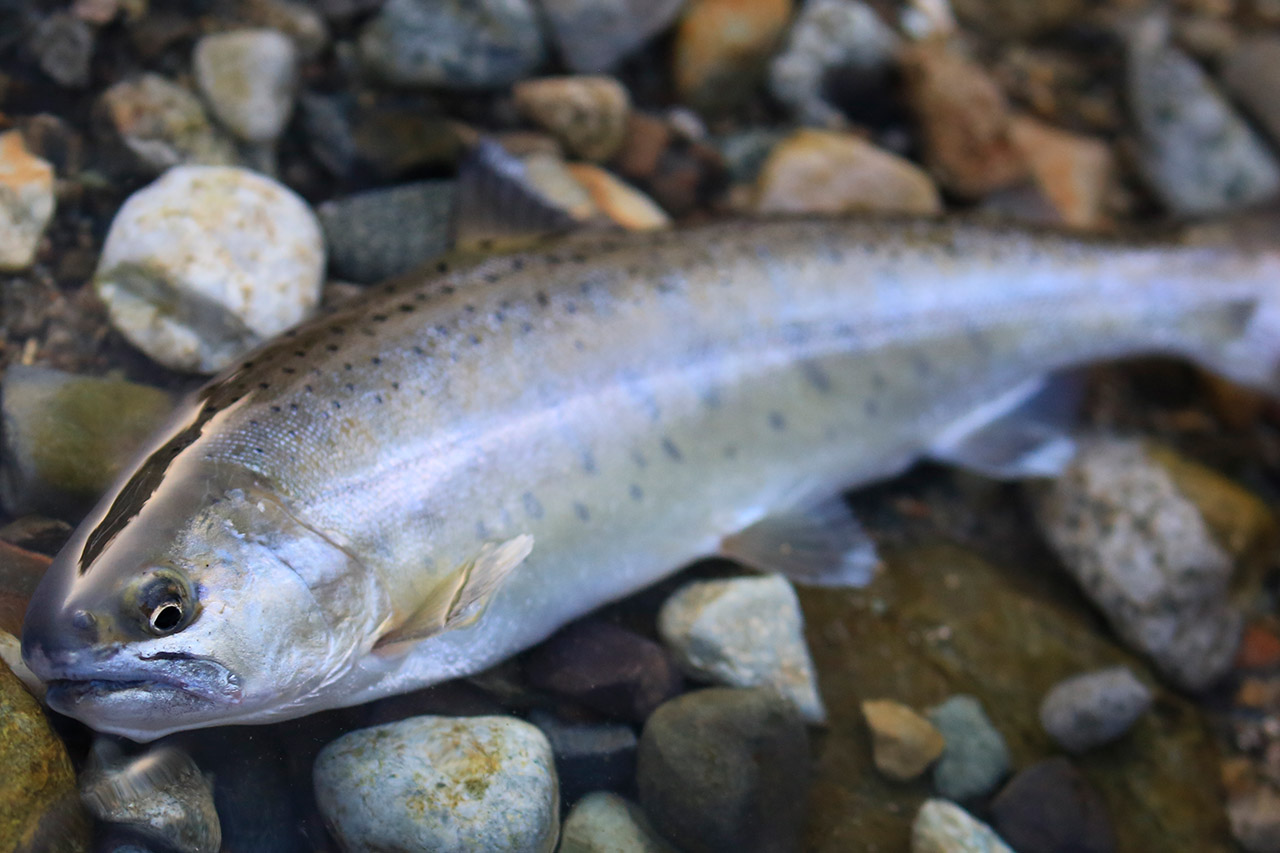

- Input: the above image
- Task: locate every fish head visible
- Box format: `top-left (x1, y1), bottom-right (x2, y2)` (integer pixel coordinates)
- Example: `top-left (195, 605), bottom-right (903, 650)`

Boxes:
top-left (22, 460), bottom-right (386, 740)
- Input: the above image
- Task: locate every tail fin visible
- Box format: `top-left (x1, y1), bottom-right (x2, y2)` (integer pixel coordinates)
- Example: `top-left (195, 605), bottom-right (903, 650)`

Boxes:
top-left (1211, 294), bottom-right (1280, 394)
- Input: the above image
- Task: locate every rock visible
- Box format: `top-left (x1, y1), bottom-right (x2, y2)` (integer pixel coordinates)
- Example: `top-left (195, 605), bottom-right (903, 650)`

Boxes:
top-left (0, 130), bottom-right (55, 272)
top-left (193, 29), bottom-right (298, 144)
top-left (990, 758), bottom-right (1116, 853)
top-left (31, 13), bottom-right (93, 88)
top-left (900, 43), bottom-right (1027, 199)
top-left (358, 0), bottom-right (546, 89)
top-left (717, 129), bottom-right (788, 185)
top-left (80, 742), bottom-right (221, 853)
top-left (862, 699), bottom-right (946, 782)
top-left (948, 0), bottom-right (1083, 39)
top-left (638, 687), bottom-right (809, 853)
top-left (912, 799), bottom-right (1014, 853)
top-left (611, 112), bottom-right (726, 216)
top-left (753, 129), bottom-right (942, 216)
top-left (560, 793), bottom-right (677, 853)
top-left (0, 516), bottom-right (72, 556)
top-left (525, 621), bottom-right (683, 722)
top-left (17, 113), bottom-right (85, 179)
top-left (520, 151), bottom-right (603, 221)
top-left (528, 711), bottom-right (637, 805)
top-left (314, 715), bottom-right (560, 853)
top-left (1039, 666), bottom-right (1153, 753)
top-left (94, 165), bottom-right (325, 373)
top-left (1127, 22), bottom-right (1280, 216)
top-left (900, 0), bottom-right (957, 40)
top-left (238, 0), bottom-right (330, 61)
top-left (1227, 784), bottom-right (1280, 853)
top-left (513, 76), bottom-right (631, 162)
top-left (1032, 437), bottom-right (1243, 691)
top-left (0, 541), bottom-right (48, 637)
top-left (673, 0), bottom-right (793, 113)
top-left (565, 164), bottom-right (671, 230)
top-left (541, 0), bottom-right (686, 73)
top-left (767, 0), bottom-right (901, 127)
top-left (925, 695), bottom-right (1011, 801)
top-left (1237, 623), bottom-right (1280, 671)
top-left (95, 74), bottom-right (238, 175)
top-left (0, 659), bottom-right (90, 853)
top-left (657, 574), bottom-right (826, 723)
top-left (317, 181), bottom-right (455, 284)
top-left (1220, 36), bottom-right (1280, 148)
top-left (1008, 116), bottom-right (1117, 230)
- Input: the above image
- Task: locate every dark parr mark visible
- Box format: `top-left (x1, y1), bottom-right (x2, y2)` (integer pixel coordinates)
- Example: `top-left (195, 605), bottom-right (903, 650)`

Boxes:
top-left (573, 502), bottom-right (591, 522)
top-left (522, 492), bottom-right (544, 520)
top-left (768, 411), bottom-right (786, 431)
top-left (581, 451), bottom-right (598, 475)
top-left (629, 484), bottom-right (644, 501)
top-left (661, 437), bottom-right (682, 462)
top-left (800, 360), bottom-right (833, 394)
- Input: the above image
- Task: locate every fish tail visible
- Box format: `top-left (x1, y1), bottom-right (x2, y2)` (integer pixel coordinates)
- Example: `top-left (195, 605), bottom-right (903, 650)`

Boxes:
top-left (1193, 256), bottom-right (1280, 394)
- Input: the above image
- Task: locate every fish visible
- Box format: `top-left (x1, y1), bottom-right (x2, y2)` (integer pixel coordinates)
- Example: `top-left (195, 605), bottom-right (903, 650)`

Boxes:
top-left (20, 215), bottom-right (1280, 741)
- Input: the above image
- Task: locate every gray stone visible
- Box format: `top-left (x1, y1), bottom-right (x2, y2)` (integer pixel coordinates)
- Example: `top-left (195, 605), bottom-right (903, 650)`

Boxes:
top-left (638, 687), bottom-right (810, 853)
top-left (95, 74), bottom-right (238, 175)
top-left (1039, 666), bottom-right (1153, 753)
top-left (1219, 35), bottom-right (1280, 149)
top-left (317, 181), bottom-right (455, 283)
top-left (560, 793), bottom-right (677, 853)
top-left (314, 715), bottom-right (559, 853)
top-left (0, 130), bottom-right (55, 272)
top-left (528, 711), bottom-right (637, 804)
top-left (193, 29), bottom-right (298, 143)
top-left (32, 13), bottom-right (93, 88)
top-left (657, 574), bottom-right (825, 723)
top-left (540, 0), bottom-right (687, 73)
top-left (912, 799), bottom-right (1014, 853)
top-left (358, 0), bottom-right (545, 89)
top-left (926, 695), bottom-right (1011, 801)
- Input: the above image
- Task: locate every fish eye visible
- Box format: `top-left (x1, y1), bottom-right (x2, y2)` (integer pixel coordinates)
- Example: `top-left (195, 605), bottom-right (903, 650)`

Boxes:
top-left (133, 569), bottom-right (196, 637)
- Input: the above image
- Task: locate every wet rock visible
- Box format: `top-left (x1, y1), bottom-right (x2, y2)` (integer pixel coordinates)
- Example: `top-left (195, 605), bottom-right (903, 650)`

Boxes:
top-left (358, 0), bottom-right (546, 89)
top-left (520, 151), bottom-right (603, 222)
top-left (0, 540), bottom-right (48, 636)
top-left (673, 0), bottom-right (793, 113)
top-left (862, 699), bottom-right (946, 782)
top-left (317, 181), bottom-right (455, 284)
top-left (1127, 21), bottom-right (1280, 216)
top-left (95, 165), bottom-right (324, 373)
top-left (949, 0), bottom-right (1084, 39)
top-left (1032, 437), bottom-right (1243, 691)
top-left (925, 695), bottom-right (1011, 801)
top-left (767, 0), bottom-right (901, 127)
top-left (541, 0), bottom-right (686, 73)
top-left (1227, 784), bottom-right (1280, 853)
top-left (31, 13), bottom-right (93, 88)
top-left (513, 76), bottom-right (631, 162)
top-left (1009, 116), bottom-right (1117, 230)
top-left (638, 687), bottom-right (810, 853)
top-left (0, 366), bottom-right (173, 517)
top-left (528, 711), bottom-right (637, 805)
top-left (1039, 666), bottom-right (1153, 753)
top-left (990, 758), bottom-right (1116, 853)
top-left (1219, 35), bottom-right (1280, 148)
top-left (525, 621), bottom-right (683, 722)
top-left (912, 799), bottom-right (1013, 853)
top-left (657, 574), bottom-right (825, 723)
top-left (0, 660), bottom-right (90, 853)
top-left (314, 715), bottom-right (560, 853)
top-left (95, 74), bottom-right (238, 175)
top-left (0, 130), bottom-right (55, 272)
top-left (900, 43), bottom-right (1027, 199)
top-left (80, 742), bottom-right (221, 853)
top-left (565, 164), bottom-right (671, 230)
top-left (753, 129), bottom-right (942, 216)
top-left (560, 792), bottom-right (676, 853)
top-left (194, 29), bottom-right (298, 144)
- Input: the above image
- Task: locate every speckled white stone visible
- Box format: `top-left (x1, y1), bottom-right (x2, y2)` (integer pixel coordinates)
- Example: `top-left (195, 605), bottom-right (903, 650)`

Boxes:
top-left (94, 165), bottom-right (324, 372)
top-left (0, 131), bottom-right (55, 271)
top-left (559, 793), bottom-right (676, 853)
top-left (912, 799), bottom-right (1014, 853)
top-left (194, 29), bottom-right (298, 143)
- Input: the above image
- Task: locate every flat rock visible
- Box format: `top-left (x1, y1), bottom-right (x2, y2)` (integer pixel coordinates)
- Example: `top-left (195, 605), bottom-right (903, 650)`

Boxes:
top-left (566, 163), bottom-right (671, 230)
top-left (862, 699), bottom-right (946, 782)
top-left (513, 76), bottom-right (630, 161)
top-left (559, 792), bottom-right (677, 853)
top-left (0, 130), bottom-right (55, 272)
top-left (194, 29), bottom-right (298, 143)
top-left (925, 695), bottom-right (1011, 801)
top-left (317, 181), bottom-right (455, 283)
top-left (990, 758), bottom-right (1116, 853)
top-left (1039, 666), bottom-right (1153, 753)
top-left (1009, 116), bottom-right (1117, 230)
top-left (95, 74), bottom-right (238, 175)
top-left (673, 0), bottom-right (793, 113)
top-left (314, 715), bottom-right (560, 853)
top-left (912, 799), bottom-right (1013, 853)
top-left (541, 0), bottom-right (686, 73)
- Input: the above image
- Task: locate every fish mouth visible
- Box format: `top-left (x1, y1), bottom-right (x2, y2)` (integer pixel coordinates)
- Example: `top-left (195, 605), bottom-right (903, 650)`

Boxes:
top-left (39, 652), bottom-right (242, 713)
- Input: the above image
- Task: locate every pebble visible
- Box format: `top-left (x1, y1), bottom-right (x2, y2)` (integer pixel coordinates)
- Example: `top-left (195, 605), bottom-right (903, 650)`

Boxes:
top-left (0, 130), bottom-right (55, 272)
top-left (611, 112), bottom-right (726, 216)
top-left (1032, 437), bottom-right (1243, 691)
top-left (0, 366), bottom-right (173, 517)
top-left (656, 574), bottom-right (826, 724)
top-left (900, 43), bottom-right (1027, 199)
top-left (96, 74), bottom-right (238, 175)
top-left (313, 715), bottom-right (560, 853)
top-left (193, 29), bottom-right (298, 144)
top-left (1127, 21), bottom-right (1280, 216)
top-left (358, 0), bottom-right (546, 89)
top-left (80, 741), bottom-right (221, 853)
top-left (912, 799), bottom-right (1014, 853)
top-left (566, 164), bottom-right (671, 230)
top-left (673, 0), bottom-right (793, 113)
top-left (638, 687), bottom-right (809, 853)
top-left (1237, 623), bottom-right (1280, 671)
top-left (925, 695), bottom-right (1011, 801)
top-left (238, 0), bottom-right (330, 61)
top-left (94, 165), bottom-right (325, 373)
top-left (524, 621), bottom-right (683, 723)
top-left (0, 540), bottom-right (48, 639)
top-left (862, 698), bottom-right (947, 782)
top-left (0, 515), bottom-right (72, 555)
top-left (1009, 116), bottom-right (1117, 230)
top-left (767, 0), bottom-right (901, 127)
top-left (32, 12), bottom-right (93, 88)
top-left (560, 793), bottom-right (677, 853)
top-left (1227, 784), bottom-right (1280, 853)
top-left (1039, 666), bottom-right (1154, 753)
top-left (317, 181), bottom-right (455, 284)
top-left (513, 76), bottom-right (631, 162)
top-left (948, 0), bottom-right (1084, 39)
top-left (540, 0), bottom-right (687, 73)
top-left (1219, 35), bottom-right (1280, 148)
top-left (528, 711), bottom-right (638, 805)
top-left (990, 758), bottom-right (1116, 853)
top-left (753, 129), bottom-right (942, 216)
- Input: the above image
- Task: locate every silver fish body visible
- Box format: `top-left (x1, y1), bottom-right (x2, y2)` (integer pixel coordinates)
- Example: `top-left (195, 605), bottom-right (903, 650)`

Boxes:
top-left (22, 217), bottom-right (1280, 739)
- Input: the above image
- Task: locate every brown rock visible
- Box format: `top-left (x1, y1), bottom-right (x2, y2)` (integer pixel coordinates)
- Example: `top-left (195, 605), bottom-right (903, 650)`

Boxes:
top-left (949, 0), bottom-right (1085, 39)
top-left (862, 699), bottom-right (946, 781)
top-left (513, 76), bottom-right (631, 162)
top-left (672, 0), bottom-right (793, 113)
top-left (611, 112), bottom-right (725, 216)
top-left (565, 163), bottom-right (671, 230)
top-left (1009, 116), bottom-right (1117, 230)
top-left (1237, 623), bottom-right (1280, 671)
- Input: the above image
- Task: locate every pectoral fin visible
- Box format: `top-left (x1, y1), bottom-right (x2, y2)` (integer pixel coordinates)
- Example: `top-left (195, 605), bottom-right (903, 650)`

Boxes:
top-left (374, 534), bottom-right (534, 653)
top-left (722, 497), bottom-right (880, 587)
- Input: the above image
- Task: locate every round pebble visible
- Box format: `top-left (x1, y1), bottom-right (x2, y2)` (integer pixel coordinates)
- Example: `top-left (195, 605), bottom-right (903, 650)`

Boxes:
top-left (194, 29), bottom-right (299, 143)
top-left (862, 698), bottom-right (946, 782)
top-left (990, 757), bottom-right (1116, 853)
top-left (513, 76), bottom-right (631, 162)
top-left (0, 130), bottom-right (55, 272)
top-left (540, 0), bottom-right (687, 73)
top-left (1039, 666), bottom-right (1153, 753)
top-left (925, 695), bottom-right (1011, 801)
top-left (96, 74), bottom-right (238, 175)
top-left (912, 799), bottom-right (1014, 853)
top-left (559, 792), bottom-right (677, 853)
top-left (314, 715), bottom-right (560, 853)
top-left (94, 165), bottom-right (325, 373)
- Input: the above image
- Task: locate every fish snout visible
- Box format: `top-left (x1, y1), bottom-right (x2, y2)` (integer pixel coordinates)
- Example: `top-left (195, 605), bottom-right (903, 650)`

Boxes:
top-left (21, 595), bottom-right (116, 679)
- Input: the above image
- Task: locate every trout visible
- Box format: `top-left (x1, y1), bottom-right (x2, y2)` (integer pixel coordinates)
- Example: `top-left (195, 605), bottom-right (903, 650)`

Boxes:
top-left (20, 216), bottom-right (1280, 740)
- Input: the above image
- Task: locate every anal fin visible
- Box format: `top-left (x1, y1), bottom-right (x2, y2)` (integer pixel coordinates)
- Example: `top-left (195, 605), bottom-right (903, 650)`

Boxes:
top-left (722, 497), bottom-right (879, 588)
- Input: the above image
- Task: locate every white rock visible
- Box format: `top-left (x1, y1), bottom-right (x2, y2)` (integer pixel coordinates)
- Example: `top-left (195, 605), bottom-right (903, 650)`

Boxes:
top-left (313, 715), bottom-right (560, 853)
top-left (94, 166), bottom-right (324, 373)
top-left (0, 131), bottom-right (55, 271)
top-left (194, 29), bottom-right (298, 143)
top-left (657, 574), bottom-right (826, 723)
top-left (1039, 666), bottom-right (1153, 753)
top-left (97, 74), bottom-right (238, 174)
top-left (560, 793), bottom-right (677, 853)
top-left (912, 799), bottom-right (1014, 853)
